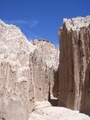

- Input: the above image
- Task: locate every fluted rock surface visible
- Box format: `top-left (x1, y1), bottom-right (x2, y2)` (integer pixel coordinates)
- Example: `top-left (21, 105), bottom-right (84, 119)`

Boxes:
top-left (0, 20), bottom-right (59, 120)
top-left (31, 39), bottom-right (59, 101)
top-left (58, 16), bottom-right (90, 114)
top-left (0, 20), bottom-right (36, 120)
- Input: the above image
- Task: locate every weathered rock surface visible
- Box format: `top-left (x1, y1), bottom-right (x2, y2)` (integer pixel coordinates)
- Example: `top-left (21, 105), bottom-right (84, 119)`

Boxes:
top-left (0, 20), bottom-right (59, 120)
top-left (1, 16), bottom-right (90, 120)
top-left (58, 16), bottom-right (90, 114)
top-left (31, 39), bottom-right (59, 101)
top-left (0, 20), bottom-right (36, 120)
top-left (29, 101), bottom-right (90, 120)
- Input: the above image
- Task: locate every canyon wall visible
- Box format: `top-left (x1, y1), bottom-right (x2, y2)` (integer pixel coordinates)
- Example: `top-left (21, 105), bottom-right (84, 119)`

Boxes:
top-left (1, 15), bottom-right (90, 119)
top-left (31, 39), bottom-right (59, 101)
top-left (0, 20), bottom-right (36, 120)
top-left (0, 20), bottom-right (59, 120)
top-left (58, 16), bottom-right (90, 114)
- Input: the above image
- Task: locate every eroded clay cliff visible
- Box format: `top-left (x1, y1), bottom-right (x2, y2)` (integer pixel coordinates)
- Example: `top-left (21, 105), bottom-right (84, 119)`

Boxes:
top-left (30, 39), bottom-right (59, 101)
top-left (1, 15), bottom-right (90, 120)
top-left (58, 16), bottom-right (90, 115)
top-left (0, 20), bottom-right (37, 120)
top-left (0, 20), bottom-right (59, 120)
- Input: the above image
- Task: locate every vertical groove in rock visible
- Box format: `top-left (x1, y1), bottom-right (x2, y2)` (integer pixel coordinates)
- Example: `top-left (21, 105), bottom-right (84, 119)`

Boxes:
top-left (80, 26), bottom-right (90, 115)
top-left (58, 25), bottom-right (75, 109)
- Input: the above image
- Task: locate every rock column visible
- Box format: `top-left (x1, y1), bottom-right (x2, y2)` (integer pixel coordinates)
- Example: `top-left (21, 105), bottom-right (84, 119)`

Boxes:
top-left (58, 16), bottom-right (90, 114)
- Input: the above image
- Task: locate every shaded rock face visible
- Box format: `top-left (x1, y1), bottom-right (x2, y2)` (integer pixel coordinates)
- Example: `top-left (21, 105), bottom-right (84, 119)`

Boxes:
top-left (31, 40), bottom-right (59, 101)
top-left (58, 16), bottom-right (90, 114)
top-left (0, 21), bottom-right (59, 120)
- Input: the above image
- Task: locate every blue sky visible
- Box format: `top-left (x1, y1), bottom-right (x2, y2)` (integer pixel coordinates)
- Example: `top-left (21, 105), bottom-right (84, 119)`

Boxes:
top-left (0, 0), bottom-right (90, 47)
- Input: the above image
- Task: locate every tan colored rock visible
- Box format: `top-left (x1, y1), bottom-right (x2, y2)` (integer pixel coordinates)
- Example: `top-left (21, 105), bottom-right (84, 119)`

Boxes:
top-left (0, 20), bottom-right (59, 120)
top-left (58, 16), bottom-right (90, 114)
top-left (0, 20), bottom-right (36, 120)
top-left (29, 101), bottom-right (90, 120)
top-left (30, 39), bottom-right (59, 101)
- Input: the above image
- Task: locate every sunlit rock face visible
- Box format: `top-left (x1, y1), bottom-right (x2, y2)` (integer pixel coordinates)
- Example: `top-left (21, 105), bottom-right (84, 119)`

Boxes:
top-left (29, 101), bottom-right (90, 120)
top-left (30, 39), bottom-right (59, 101)
top-left (0, 20), bottom-right (36, 120)
top-left (0, 20), bottom-right (59, 120)
top-left (58, 16), bottom-right (90, 114)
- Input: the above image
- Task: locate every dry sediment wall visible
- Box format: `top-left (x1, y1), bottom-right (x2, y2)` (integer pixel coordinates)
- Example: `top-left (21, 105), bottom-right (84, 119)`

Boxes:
top-left (58, 16), bottom-right (90, 115)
